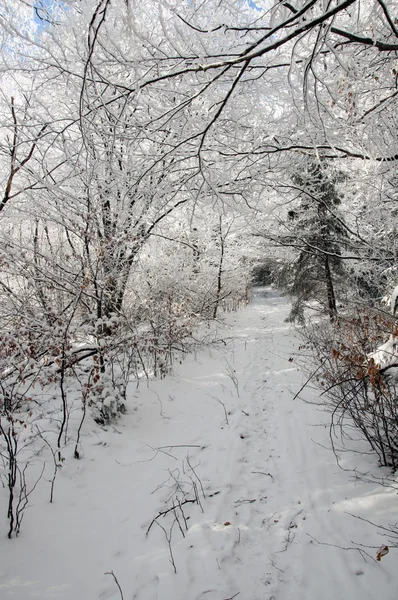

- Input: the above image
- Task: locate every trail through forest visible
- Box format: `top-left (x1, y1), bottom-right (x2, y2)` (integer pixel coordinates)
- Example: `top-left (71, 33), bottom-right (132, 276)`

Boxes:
top-left (0, 288), bottom-right (396, 600)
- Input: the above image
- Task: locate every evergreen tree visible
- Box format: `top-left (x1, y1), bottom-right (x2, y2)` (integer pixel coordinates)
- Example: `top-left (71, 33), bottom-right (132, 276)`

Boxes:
top-left (282, 160), bottom-right (347, 323)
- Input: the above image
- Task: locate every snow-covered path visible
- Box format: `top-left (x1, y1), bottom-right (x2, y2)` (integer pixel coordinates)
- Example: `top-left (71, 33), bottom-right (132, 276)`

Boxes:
top-left (1, 288), bottom-right (397, 599)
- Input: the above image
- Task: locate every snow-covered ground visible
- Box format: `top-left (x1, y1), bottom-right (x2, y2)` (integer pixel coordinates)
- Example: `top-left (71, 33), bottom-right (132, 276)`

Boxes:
top-left (1, 288), bottom-right (397, 599)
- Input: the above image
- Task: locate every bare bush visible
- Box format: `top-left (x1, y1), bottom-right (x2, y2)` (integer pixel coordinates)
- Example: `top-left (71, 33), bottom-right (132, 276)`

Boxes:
top-left (301, 308), bottom-right (398, 470)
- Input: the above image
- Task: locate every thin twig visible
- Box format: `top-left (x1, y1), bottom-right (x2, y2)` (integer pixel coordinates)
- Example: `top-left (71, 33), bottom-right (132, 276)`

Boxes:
top-left (251, 470), bottom-right (274, 479)
top-left (155, 520), bottom-right (177, 574)
top-left (307, 534), bottom-right (377, 563)
top-left (146, 498), bottom-right (197, 535)
top-left (156, 445), bottom-right (203, 450)
top-left (293, 358), bottom-right (327, 401)
top-left (186, 455), bottom-right (206, 499)
top-left (208, 393), bottom-right (229, 425)
top-left (104, 571), bottom-right (124, 600)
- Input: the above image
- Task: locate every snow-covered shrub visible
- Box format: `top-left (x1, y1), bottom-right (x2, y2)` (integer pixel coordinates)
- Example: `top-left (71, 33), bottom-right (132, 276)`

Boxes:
top-left (81, 345), bottom-right (128, 426)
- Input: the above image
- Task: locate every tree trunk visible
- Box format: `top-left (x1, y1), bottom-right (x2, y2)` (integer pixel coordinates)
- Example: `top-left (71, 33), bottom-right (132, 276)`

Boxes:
top-left (324, 256), bottom-right (337, 322)
top-left (213, 219), bottom-right (225, 319)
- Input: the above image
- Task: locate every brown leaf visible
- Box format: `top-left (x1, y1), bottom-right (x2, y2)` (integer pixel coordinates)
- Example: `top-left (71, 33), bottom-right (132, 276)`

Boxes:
top-left (376, 545), bottom-right (389, 561)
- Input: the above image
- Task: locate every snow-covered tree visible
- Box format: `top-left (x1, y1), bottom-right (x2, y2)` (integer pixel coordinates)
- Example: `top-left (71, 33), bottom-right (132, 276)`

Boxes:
top-left (278, 160), bottom-right (347, 322)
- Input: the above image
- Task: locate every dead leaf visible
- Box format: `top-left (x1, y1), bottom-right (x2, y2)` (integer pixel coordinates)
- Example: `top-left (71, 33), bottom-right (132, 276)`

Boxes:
top-left (376, 545), bottom-right (389, 561)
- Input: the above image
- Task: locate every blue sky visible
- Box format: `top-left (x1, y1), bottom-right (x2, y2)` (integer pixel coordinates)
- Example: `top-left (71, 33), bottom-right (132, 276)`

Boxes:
top-left (32, 0), bottom-right (68, 29)
top-left (247, 0), bottom-right (262, 11)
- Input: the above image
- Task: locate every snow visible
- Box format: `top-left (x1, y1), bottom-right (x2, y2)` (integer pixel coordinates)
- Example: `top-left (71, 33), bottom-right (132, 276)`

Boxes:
top-left (390, 284), bottom-right (398, 315)
top-left (1, 288), bottom-right (397, 599)
top-left (369, 335), bottom-right (398, 371)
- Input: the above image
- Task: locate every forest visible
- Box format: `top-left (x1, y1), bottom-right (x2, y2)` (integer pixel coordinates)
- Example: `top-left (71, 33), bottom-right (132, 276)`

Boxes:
top-left (0, 0), bottom-right (398, 598)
